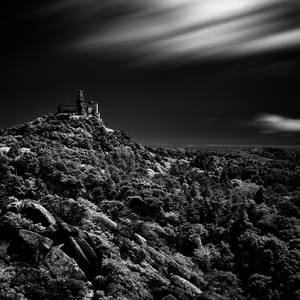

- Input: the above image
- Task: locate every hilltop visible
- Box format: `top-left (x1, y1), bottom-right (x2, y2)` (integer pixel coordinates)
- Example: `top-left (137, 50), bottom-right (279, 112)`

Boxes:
top-left (0, 113), bottom-right (299, 300)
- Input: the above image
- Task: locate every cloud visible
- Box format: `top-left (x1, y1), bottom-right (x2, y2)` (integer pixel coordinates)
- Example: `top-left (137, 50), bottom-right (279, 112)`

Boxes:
top-left (42, 0), bottom-right (300, 63)
top-left (251, 114), bottom-right (300, 134)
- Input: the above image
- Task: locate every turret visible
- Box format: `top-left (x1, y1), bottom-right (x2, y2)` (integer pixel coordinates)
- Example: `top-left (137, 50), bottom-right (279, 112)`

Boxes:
top-left (76, 89), bottom-right (86, 115)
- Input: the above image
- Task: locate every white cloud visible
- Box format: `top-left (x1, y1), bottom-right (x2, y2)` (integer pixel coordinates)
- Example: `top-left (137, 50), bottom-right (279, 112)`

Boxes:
top-left (233, 28), bottom-right (300, 55)
top-left (252, 114), bottom-right (300, 134)
top-left (44, 0), bottom-right (300, 63)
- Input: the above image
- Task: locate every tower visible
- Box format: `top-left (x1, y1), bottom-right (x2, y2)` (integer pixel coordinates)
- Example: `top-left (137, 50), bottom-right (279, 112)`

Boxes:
top-left (57, 89), bottom-right (101, 119)
top-left (76, 89), bottom-right (86, 115)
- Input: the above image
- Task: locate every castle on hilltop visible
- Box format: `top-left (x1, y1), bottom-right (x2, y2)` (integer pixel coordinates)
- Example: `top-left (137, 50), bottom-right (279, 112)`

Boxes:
top-left (57, 89), bottom-right (100, 119)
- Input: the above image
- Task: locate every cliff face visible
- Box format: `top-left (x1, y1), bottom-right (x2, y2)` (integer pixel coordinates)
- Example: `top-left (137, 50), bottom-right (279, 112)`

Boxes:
top-left (0, 114), bottom-right (299, 300)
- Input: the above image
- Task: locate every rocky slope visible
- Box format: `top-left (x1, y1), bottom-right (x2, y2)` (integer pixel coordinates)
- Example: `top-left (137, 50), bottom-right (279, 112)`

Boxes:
top-left (0, 113), bottom-right (299, 300)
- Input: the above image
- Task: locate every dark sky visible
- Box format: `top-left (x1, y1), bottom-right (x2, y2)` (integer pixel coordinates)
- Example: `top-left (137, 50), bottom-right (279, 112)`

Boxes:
top-left (2, 0), bottom-right (300, 146)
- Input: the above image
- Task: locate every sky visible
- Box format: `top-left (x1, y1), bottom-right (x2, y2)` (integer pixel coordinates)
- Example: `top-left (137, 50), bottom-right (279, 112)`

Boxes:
top-left (2, 0), bottom-right (300, 146)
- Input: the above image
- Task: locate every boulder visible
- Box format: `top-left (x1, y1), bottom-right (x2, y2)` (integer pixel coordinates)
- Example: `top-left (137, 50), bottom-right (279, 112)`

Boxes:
top-left (76, 237), bottom-right (99, 267)
top-left (86, 233), bottom-right (115, 259)
top-left (163, 212), bottom-right (180, 225)
top-left (170, 275), bottom-right (202, 298)
top-left (43, 245), bottom-right (86, 280)
top-left (147, 168), bottom-right (156, 178)
top-left (62, 236), bottom-right (99, 277)
top-left (198, 293), bottom-right (224, 300)
top-left (4, 201), bottom-right (23, 214)
top-left (95, 212), bottom-right (117, 231)
top-left (134, 233), bottom-right (147, 247)
top-left (4, 200), bottom-right (56, 227)
top-left (7, 229), bottom-right (53, 263)
top-left (168, 261), bottom-right (190, 280)
top-left (53, 220), bottom-right (79, 244)
top-left (86, 209), bottom-right (118, 232)
top-left (22, 200), bottom-right (56, 226)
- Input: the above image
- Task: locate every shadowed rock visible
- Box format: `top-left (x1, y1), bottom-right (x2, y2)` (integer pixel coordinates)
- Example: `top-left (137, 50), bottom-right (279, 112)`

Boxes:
top-left (22, 200), bottom-right (57, 226)
top-left (77, 237), bottom-right (97, 259)
top-left (43, 245), bottom-right (86, 280)
top-left (128, 196), bottom-right (162, 218)
top-left (53, 219), bottom-right (79, 244)
top-left (63, 236), bottom-right (97, 278)
top-left (7, 229), bottom-right (53, 264)
top-left (5, 200), bottom-right (56, 227)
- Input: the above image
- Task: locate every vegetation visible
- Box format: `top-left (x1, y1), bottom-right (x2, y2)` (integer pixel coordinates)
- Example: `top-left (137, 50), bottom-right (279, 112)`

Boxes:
top-left (0, 114), bottom-right (299, 299)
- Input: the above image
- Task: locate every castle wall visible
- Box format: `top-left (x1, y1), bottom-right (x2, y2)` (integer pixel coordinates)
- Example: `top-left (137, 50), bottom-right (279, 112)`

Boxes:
top-left (58, 105), bottom-right (77, 114)
top-left (57, 91), bottom-right (101, 119)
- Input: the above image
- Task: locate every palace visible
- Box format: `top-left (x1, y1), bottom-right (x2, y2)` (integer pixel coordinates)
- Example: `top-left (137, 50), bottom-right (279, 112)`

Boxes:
top-left (57, 89), bottom-right (100, 119)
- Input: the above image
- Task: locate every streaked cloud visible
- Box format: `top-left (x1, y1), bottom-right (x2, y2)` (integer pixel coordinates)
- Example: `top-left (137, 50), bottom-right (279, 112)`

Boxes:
top-left (43, 0), bottom-right (300, 63)
top-left (251, 114), bottom-right (300, 134)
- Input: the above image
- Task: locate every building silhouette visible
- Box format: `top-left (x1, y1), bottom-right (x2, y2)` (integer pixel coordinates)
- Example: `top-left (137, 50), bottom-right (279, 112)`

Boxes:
top-left (58, 89), bottom-right (100, 118)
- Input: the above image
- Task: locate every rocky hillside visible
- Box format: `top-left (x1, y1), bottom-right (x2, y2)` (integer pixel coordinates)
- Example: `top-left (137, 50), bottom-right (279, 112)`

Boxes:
top-left (0, 113), bottom-right (299, 300)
